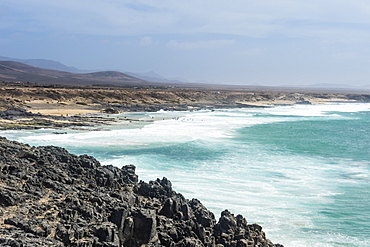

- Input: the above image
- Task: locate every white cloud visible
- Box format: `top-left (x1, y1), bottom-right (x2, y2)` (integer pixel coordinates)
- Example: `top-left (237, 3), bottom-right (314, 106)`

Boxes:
top-left (140, 36), bottom-right (153, 46)
top-left (167, 39), bottom-right (235, 50)
top-left (4, 0), bottom-right (370, 39)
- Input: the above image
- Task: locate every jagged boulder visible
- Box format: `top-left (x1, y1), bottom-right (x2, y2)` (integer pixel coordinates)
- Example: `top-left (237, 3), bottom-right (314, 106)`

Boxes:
top-left (0, 137), bottom-right (283, 247)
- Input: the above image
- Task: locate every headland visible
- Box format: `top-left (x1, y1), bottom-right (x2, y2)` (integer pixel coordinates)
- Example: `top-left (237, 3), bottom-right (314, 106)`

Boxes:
top-left (0, 136), bottom-right (284, 246)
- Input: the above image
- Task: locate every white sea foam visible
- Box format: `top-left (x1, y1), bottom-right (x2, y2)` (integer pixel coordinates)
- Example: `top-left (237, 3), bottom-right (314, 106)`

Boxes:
top-left (263, 103), bottom-right (370, 117)
top-left (9, 103), bottom-right (366, 148)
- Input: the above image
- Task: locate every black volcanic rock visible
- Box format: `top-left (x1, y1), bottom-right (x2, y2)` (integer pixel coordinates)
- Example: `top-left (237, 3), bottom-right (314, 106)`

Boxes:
top-left (0, 137), bottom-right (283, 246)
top-left (0, 107), bottom-right (38, 120)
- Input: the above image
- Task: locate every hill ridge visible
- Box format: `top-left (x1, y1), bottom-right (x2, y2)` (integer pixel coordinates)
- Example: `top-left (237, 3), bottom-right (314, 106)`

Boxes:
top-left (0, 61), bottom-right (151, 87)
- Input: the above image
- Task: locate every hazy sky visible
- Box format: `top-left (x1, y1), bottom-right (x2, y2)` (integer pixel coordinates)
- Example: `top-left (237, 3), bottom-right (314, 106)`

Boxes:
top-left (1, 1), bottom-right (370, 86)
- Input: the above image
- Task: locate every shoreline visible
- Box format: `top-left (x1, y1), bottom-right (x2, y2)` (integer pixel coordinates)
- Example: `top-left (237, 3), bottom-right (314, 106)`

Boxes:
top-left (1, 84), bottom-right (369, 130)
top-left (0, 100), bottom-right (364, 132)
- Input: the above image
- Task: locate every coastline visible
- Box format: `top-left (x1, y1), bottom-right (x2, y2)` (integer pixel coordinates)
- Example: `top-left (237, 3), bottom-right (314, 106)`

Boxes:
top-left (2, 84), bottom-right (370, 245)
top-left (4, 103), bottom-right (369, 246)
top-left (1, 83), bottom-right (368, 130)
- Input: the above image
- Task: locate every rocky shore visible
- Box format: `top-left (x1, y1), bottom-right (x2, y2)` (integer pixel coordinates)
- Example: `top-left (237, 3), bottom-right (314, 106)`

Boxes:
top-left (0, 107), bottom-right (118, 130)
top-left (1, 83), bottom-right (370, 130)
top-left (0, 137), bottom-right (283, 246)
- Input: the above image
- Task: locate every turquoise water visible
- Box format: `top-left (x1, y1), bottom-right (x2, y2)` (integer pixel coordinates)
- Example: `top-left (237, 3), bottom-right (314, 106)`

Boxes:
top-left (2, 103), bottom-right (370, 246)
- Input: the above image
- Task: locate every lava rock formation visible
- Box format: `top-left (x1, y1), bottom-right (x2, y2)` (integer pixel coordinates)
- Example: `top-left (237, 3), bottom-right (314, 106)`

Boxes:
top-left (0, 137), bottom-right (283, 247)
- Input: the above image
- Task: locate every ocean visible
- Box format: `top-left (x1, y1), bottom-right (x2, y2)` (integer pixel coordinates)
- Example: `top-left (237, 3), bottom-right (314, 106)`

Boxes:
top-left (1, 103), bottom-right (370, 247)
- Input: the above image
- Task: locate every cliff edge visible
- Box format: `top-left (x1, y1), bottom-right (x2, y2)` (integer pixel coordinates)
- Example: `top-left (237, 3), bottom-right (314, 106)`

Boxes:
top-left (0, 137), bottom-right (283, 247)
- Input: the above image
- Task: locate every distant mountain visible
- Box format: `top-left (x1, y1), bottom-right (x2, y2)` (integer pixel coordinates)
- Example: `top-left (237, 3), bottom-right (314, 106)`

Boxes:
top-left (0, 55), bottom-right (189, 84)
top-left (0, 56), bottom-right (86, 73)
top-left (0, 61), bottom-right (152, 87)
top-left (126, 71), bottom-right (184, 84)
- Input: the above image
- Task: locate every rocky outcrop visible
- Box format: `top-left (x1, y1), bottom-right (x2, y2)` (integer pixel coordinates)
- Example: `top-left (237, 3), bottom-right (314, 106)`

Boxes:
top-left (0, 137), bottom-right (283, 247)
top-left (0, 107), bottom-right (39, 119)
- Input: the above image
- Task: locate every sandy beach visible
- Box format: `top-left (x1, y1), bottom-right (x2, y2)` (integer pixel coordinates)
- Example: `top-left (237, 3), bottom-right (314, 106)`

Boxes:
top-left (25, 100), bottom-right (102, 116)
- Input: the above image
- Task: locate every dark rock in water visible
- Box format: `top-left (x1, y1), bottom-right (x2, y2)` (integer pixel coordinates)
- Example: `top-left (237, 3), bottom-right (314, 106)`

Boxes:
top-left (0, 136), bottom-right (283, 247)
top-left (53, 132), bottom-right (68, 134)
top-left (103, 107), bottom-right (120, 114)
top-left (295, 100), bottom-right (312, 105)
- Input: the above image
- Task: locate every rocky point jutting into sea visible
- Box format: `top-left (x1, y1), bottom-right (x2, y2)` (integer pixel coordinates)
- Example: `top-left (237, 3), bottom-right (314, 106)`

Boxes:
top-left (0, 137), bottom-right (283, 246)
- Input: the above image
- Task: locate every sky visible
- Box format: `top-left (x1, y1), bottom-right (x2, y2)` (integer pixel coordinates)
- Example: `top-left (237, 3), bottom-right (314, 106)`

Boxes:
top-left (1, 0), bottom-right (370, 86)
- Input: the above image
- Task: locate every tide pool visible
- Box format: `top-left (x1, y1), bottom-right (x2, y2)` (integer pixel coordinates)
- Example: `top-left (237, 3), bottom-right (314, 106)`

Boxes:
top-left (2, 103), bottom-right (370, 247)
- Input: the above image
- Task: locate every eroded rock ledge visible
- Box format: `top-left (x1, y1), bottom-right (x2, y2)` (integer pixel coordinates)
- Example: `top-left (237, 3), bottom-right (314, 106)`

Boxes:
top-left (0, 137), bottom-right (283, 247)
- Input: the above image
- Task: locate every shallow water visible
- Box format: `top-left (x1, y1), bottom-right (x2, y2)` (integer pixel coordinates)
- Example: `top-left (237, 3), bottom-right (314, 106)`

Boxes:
top-left (2, 103), bottom-right (370, 247)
